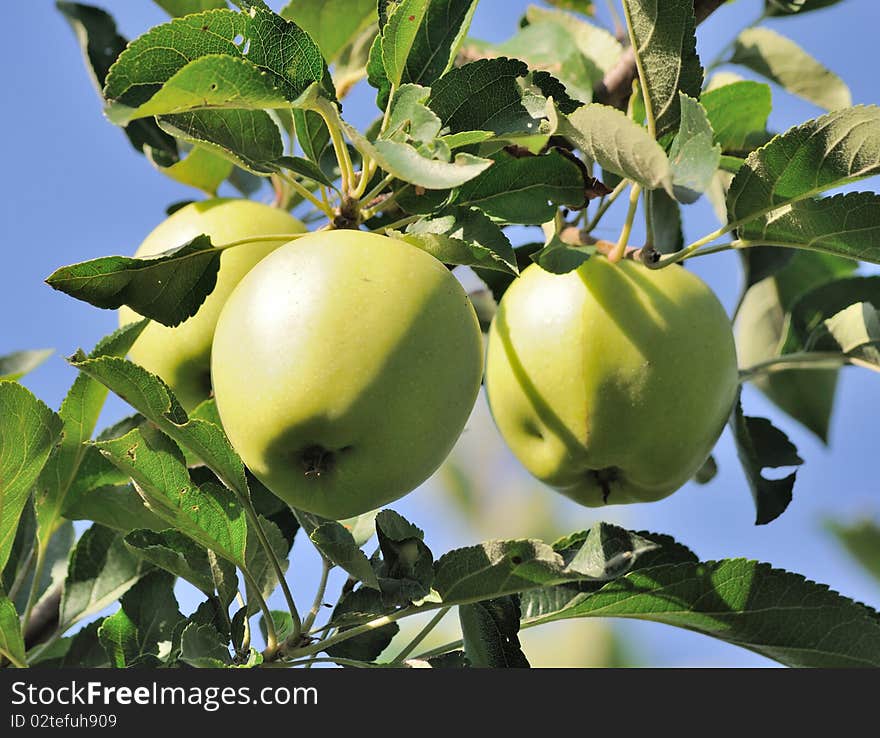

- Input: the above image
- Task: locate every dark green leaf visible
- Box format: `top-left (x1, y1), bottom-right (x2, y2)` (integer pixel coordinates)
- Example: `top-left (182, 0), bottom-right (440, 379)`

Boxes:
top-left (244, 516), bottom-right (290, 615)
top-left (453, 150), bottom-right (588, 224)
top-left (99, 570), bottom-right (182, 668)
top-left (179, 622), bottom-right (233, 667)
top-left (325, 588), bottom-right (399, 662)
top-left (125, 528), bottom-right (224, 596)
top-left (398, 207), bottom-right (517, 274)
top-left (308, 521), bottom-right (379, 589)
top-left (60, 524), bottom-right (152, 633)
top-left (521, 558), bottom-right (880, 667)
top-left (728, 106), bottom-right (880, 224)
top-left (433, 523), bottom-right (658, 606)
top-left (154, 1), bottom-right (228, 17)
top-left (105, 8), bottom-right (327, 109)
top-left (649, 189), bottom-right (684, 254)
top-left (729, 396), bottom-right (803, 525)
top-left (57, 2), bottom-right (179, 162)
top-left (459, 595), bottom-right (529, 668)
top-left (373, 510), bottom-right (434, 607)
top-left (622, 0), bottom-right (703, 137)
top-left (381, 0), bottom-right (478, 89)
top-left (739, 192), bottom-right (880, 265)
top-left (781, 276), bottom-right (880, 354)
top-left (259, 610), bottom-right (295, 645)
top-left (428, 58), bottom-right (568, 138)
top-left (47, 235), bottom-right (220, 327)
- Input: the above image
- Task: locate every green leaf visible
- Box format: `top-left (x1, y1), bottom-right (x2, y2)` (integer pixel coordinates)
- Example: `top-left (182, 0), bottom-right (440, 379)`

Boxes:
top-left (739, 192), bottom-right (880, 265)
top-left (529, 225), bottom-right (593, 274)
top-left (278, 156), bottom-right (336, 189)
top-left (428, 58), bottom-right (572, 139)
top-left (0, 382), bottom-right (63, 571)
top-left (622, 0), bottom-right (703, 137)
top-left (56, 2), bottom-right (179, 163)
top-left (105, 9), bottom-right (327, 109)
top-left (459, 595), bottom-right (529, 668)
top-left (385, 84), bottom-right (442, 143)
top-left (94, 424), bottom-right (247, 568)
top-left (293, 109), bottom-right (333, 171)
top-left (727, 106), bottom-right (880, 225)
top-left (433, 523), bottom-right (658, 606)
top-left (108, 55), bottom-right (291, 126)
top-left (729, 27), bottom-right (850, 111)
top-left (736, 251), bottom-right (855, 440)
top-left (154, 0), bottom-right (229, 16)
top-left (244, 516), bottom-right (290, 615)
top-left (125, 528), bottom-right (227, 596)
top-left (325, 588), bottom-right (399, 662)
top-left (104, 8), bottom-right (329, 172)
top-left (453, 150), bottom-right (588, 224)
top-left (158, 109), bottom-right (284, 174)
top-left (259, 610), bottom-right (295, 645)
top-left (729, 396), bottom-right (803, 525)
top-left (668, 93), bottom-right (721, 204)
top-left (64, 483), bottom-right (167, 535)
top-left (0, 349), bottom-right (53, 381)
top-left (780, 276), bottom-right (880, 355)
top-left (397, 207), bottom-right (517, 274)
top-left (280, 0), bottom-right (377, 64)
top-left (47, 235), bottom-right (221, 327)
top-left (521, 558), bottom-right (880, 667)
top-left (554, 103), bottom-right (672, 191)
top-left (381, 0), bottom-right (478, 89)
top-left (700, 80), bottom-right (772, 153)
top-left (153, 145), bottom-right (234, 196)
top-left (179, 622), bottom-right (233, 667)
top-left (11, 522), bottom-right (74, 615)
top-left (374, 510), bottom-right (434, 607)
top-left (545, 0), bottom-right (595, 12)
top-left (68, 355), bottom-right (249, 496)
top-left (58, 619), bottom-right (111, 667)
top-left (99, 570), bottom-right (182, 668)
top-left (0, 597), bottom-right (26, 667)
top-left (649, 189), bottom-right (684, 254)
top-left (826, 519), bottom-right (880, 586)
top-left (60, 524), bottom-right (152, 633)
top-left (308, 521), bottom-right (379, 589)
top-left (340, 114), bottom-right (492, 189)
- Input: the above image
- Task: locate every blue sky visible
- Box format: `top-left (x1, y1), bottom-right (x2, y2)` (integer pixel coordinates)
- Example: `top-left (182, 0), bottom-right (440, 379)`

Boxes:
top-left (3, 0), bottom-right (879, 666)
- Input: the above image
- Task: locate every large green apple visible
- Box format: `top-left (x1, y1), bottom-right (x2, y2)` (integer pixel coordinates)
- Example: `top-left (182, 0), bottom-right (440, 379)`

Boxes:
top-left (485, 257), bottom-right (738, 507)
top-left (211, 230), bottom-right (484, 519)
top-left (119, 199), bottom-right (305, 410)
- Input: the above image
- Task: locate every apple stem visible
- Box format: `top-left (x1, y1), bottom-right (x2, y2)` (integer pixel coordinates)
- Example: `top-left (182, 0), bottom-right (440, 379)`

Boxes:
top-left (609, 183), bottom-right (642, 263)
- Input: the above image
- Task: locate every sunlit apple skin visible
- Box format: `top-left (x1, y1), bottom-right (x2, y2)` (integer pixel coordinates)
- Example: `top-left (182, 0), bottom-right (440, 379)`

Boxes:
top-left (211, 230), bottom-right (484, 519)
top-left (119, 199), bottom-right (305, 411)
top-left (485, 258), bottom-right (738, 506)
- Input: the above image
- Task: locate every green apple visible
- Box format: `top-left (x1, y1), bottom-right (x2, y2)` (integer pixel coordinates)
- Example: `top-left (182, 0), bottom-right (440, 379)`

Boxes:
top-left (119, 199), bottom-right (305, 411)
top-left (485, 257), bottom-right (738, 506)
top-left (211, 230), bottom-right (484, 519)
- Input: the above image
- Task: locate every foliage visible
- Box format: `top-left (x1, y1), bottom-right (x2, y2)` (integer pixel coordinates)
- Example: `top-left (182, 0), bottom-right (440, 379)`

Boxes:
top-left (0, 0), bottom-right (877, 670)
